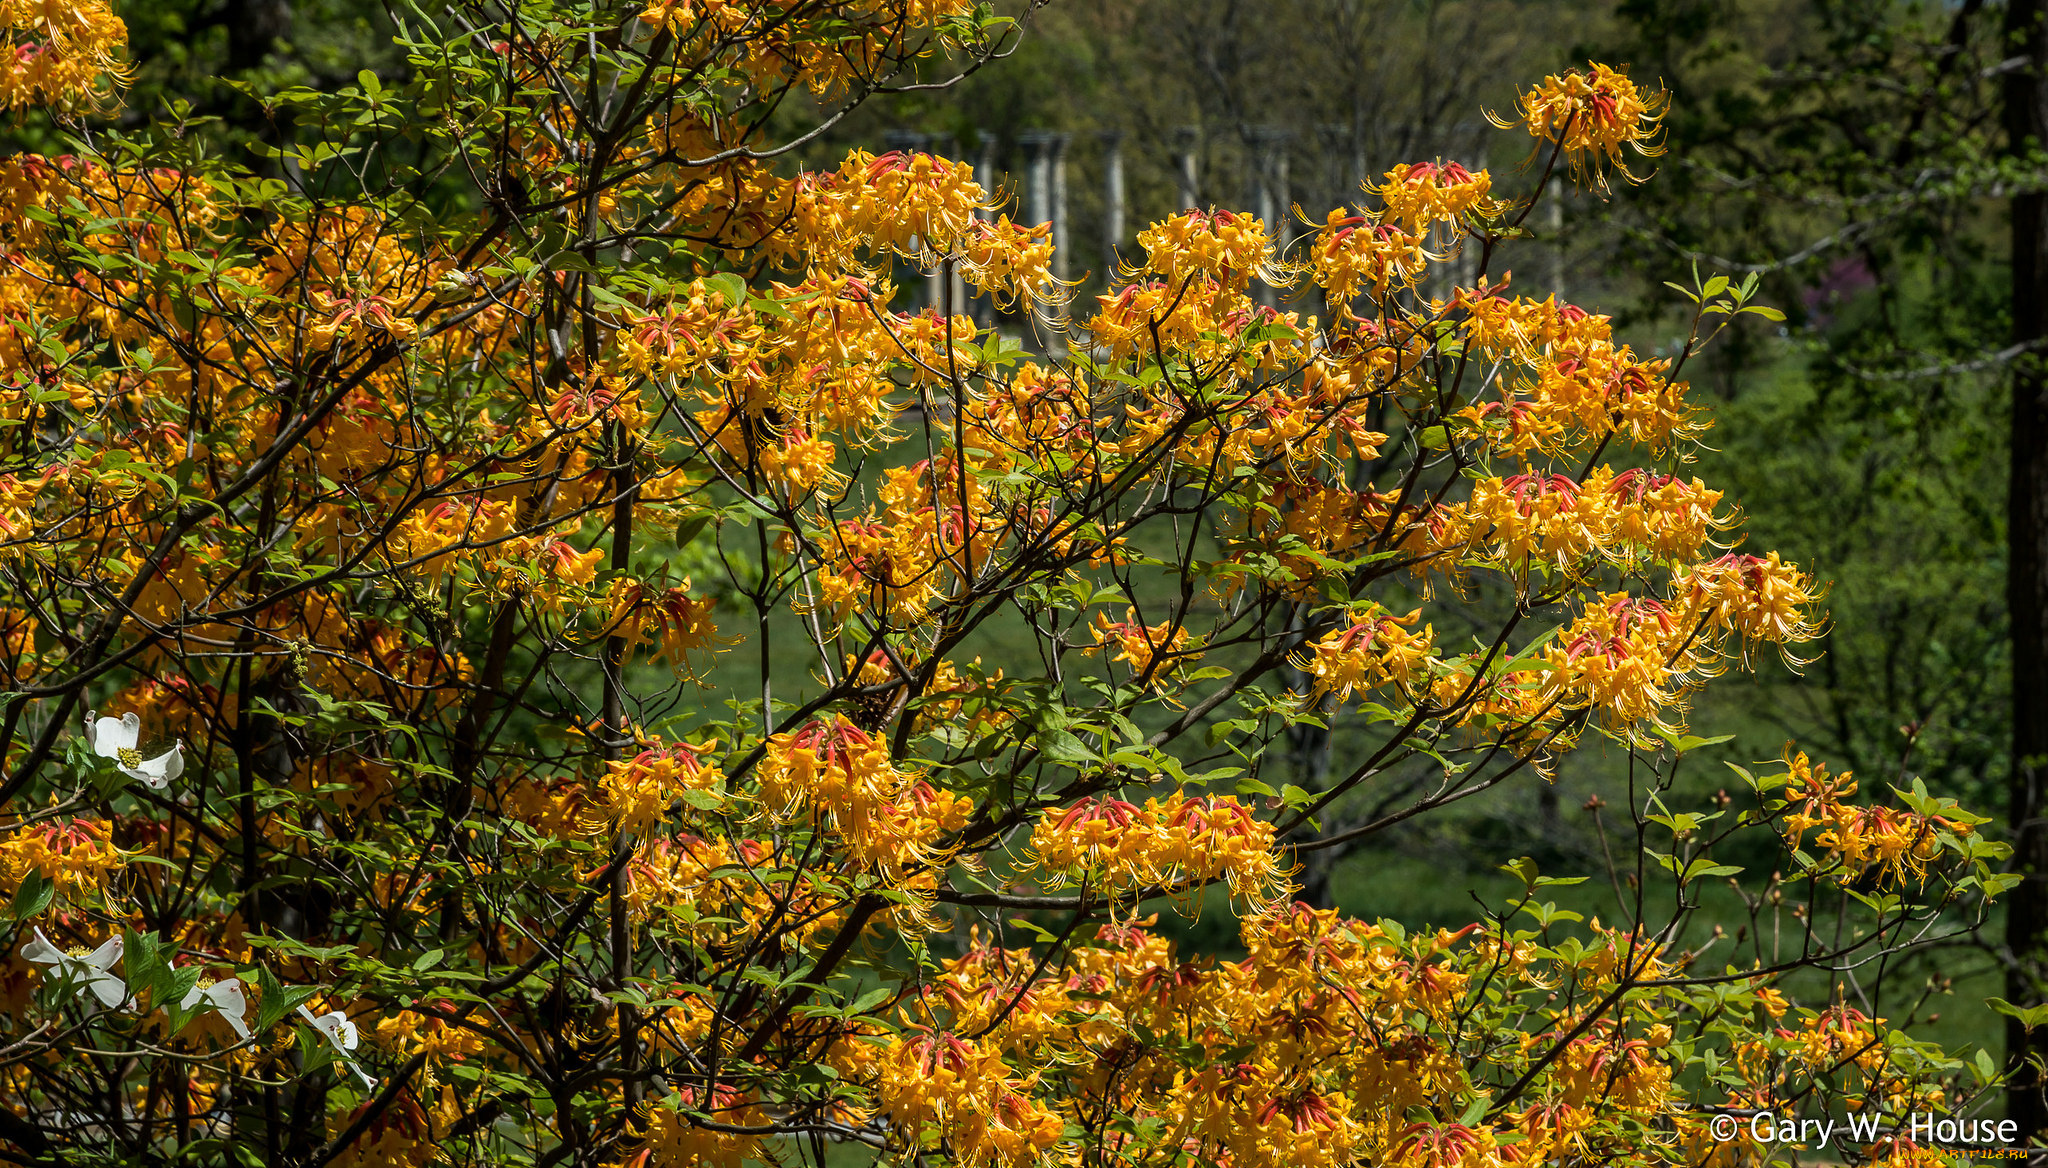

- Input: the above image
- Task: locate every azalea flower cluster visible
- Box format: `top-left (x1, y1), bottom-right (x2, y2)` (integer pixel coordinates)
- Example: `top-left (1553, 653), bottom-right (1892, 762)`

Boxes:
top-left (1293, 606), bottom-right (1434, 702)
top-left (0, 817), bottom-right (125, 904)
top-left (1029, 792), bottom-right (1283, 902)
top-left (1491, 61), bottom-right (1669, 183)
top-left (1087, 608), bottom-right (1194, 681)
top-left (0, 0), bottom-right (129, 110)
top-left (871, 1029), bottom-right (1066, 1168)
top-left (0, 22), bottom-right (2003, 1168)
top-left (1773, 751), bottom-right (1987, 888)
top-left (756, 717), bottom-right (974, 876)
top-left (592, 736), bottom-right (720, 835)
top-left (836, 906), bottom-right (1814, 1168)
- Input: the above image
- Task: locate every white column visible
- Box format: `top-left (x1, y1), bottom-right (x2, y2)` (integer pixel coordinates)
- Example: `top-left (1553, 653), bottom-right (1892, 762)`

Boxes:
top-left (1174, 126), bottom-right (1200, 211)
top-left (973, 130), bottom-right (998, 215)
top-left (1458, 143), bottom-right (1488, 290)
top-left (1249, 127), bottom-right (1292, 306)
top-left (925, 133), bottom-right (966, 315)
top-left (1051, 133), bottom-right (1071, 283)
top-left (1101, 131), bottom-right (1125, 266)
top-left (1017, 130), bottom-right (1068, 350)
top-left (1019, 131), bottom-right (1056, 236)
top-left (1547, 176), bottom-right (1564, 299)
top-left (1317, 122), bottom-right (1348, 210)
top-left (970, 130), bottom-right (998, 326)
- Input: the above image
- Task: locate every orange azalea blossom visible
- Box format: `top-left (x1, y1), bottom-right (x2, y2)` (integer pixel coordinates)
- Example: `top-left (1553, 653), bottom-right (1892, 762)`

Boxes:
top-left (1492, 61), bottom-right (1668, 184)
top-left (0, 817), bottom-right (125, 907)
top-left (1087, 608), bottom-right (1194, 681)
top-left (755, 717), bottom-right (971, 876)
top-left (1293, 606), bottom-right (1434, 702)
top-left (592, 737), bottom-right (721, 835)
top-left (1774, 750), bottom-right (1984, 887)
top-left (1030, 791), bottom-right (1284, 903)
top-left (1132, 207), bottom-right (1291, 293)
top-left (0, 0), bottom-right (129, 111)
top-left (1374, 160), bottom-right (1503, 233)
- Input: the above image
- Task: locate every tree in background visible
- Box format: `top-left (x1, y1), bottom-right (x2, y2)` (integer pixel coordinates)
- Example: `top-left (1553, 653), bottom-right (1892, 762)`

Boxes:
top-left (1594, 0), bottom-right (2011, 799)
top-left (1597, 0), bottom-right (2048, 1131)
top-left (0, 5), bottom-right (2015, 1168)
top-left (2003, 0), bottom-right (2048, 1138)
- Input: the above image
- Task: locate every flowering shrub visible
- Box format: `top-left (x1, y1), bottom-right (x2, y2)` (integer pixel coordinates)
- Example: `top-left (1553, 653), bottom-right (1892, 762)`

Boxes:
top-left (0, 10), bottom-right (2013, 1168)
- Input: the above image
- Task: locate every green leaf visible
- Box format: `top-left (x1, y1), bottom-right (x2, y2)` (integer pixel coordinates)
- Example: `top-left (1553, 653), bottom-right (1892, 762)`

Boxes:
top-left (162, 965), bottom-right (206, 1030)
top-left (1662, 280), bottom-right (1701, 303)
top-left (1037, 727), bottom-right (1095, 764)
top-left (254, 966), bottom-right (322, 1034)
top-left (675, 513), bottom-right (712, 548)
top-left (705, 272), bottom-right (748, 309)
top-left (847, 986), bottom-right (894, 1013)
top-left (1988, 997), bottom-right (2048, 1029)
top-left (8, 869), bottom-right (52, 920)
top-left (124, 929), bottom-right (170, 1005)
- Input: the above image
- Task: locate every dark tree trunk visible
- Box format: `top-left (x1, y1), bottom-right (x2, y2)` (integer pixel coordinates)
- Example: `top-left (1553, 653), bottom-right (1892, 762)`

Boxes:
top-left (2006, 0), bottom-right (2048, 1139)
top-left (224, 0), bottom-right (293, 76)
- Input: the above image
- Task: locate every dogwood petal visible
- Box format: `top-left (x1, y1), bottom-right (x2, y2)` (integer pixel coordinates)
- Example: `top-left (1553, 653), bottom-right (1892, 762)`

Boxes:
top-left (83, 968), bottom-right (127, 1008)
top-left (296, 1003), bottom-right (374, 1085)
top-left (90, 713), bottom-right (139, 760)
top-left (149, 744), bottom-right (184, 782)
top-left (179, 978), bottom-right (250, 1040)
top-left (325, 1015), bottom-right (358, 1051)
top-left (20, 928), bottom-right (62, 966)
top-left (120, 743), bottom-right (184, 790)
top-left (207, 980), bottom-right (250, 1040)
top-left (119, 766), bottom-right (165, 790)
top-left (24, 932), bottom-right (127, 1008)
top-left (83, 936), bottom-right (122, 972)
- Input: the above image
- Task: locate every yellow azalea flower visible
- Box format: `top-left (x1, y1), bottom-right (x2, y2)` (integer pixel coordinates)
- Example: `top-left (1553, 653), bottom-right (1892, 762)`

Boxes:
top-left (1492, 62), bottom-right (1669, 186)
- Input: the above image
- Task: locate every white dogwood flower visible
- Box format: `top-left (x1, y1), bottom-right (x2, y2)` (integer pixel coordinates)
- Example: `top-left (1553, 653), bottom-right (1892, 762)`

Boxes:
top-left (298, 1004), bottom-right (358, 1052)
top-left (180, 977), bottom-right (250, 1041)
top-left (21, 929), bottom-right (126, 1008)
top-left (298, 1004), bottom-right (376, 1088)
top-left (85, 711), bottom-right (184, 789)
